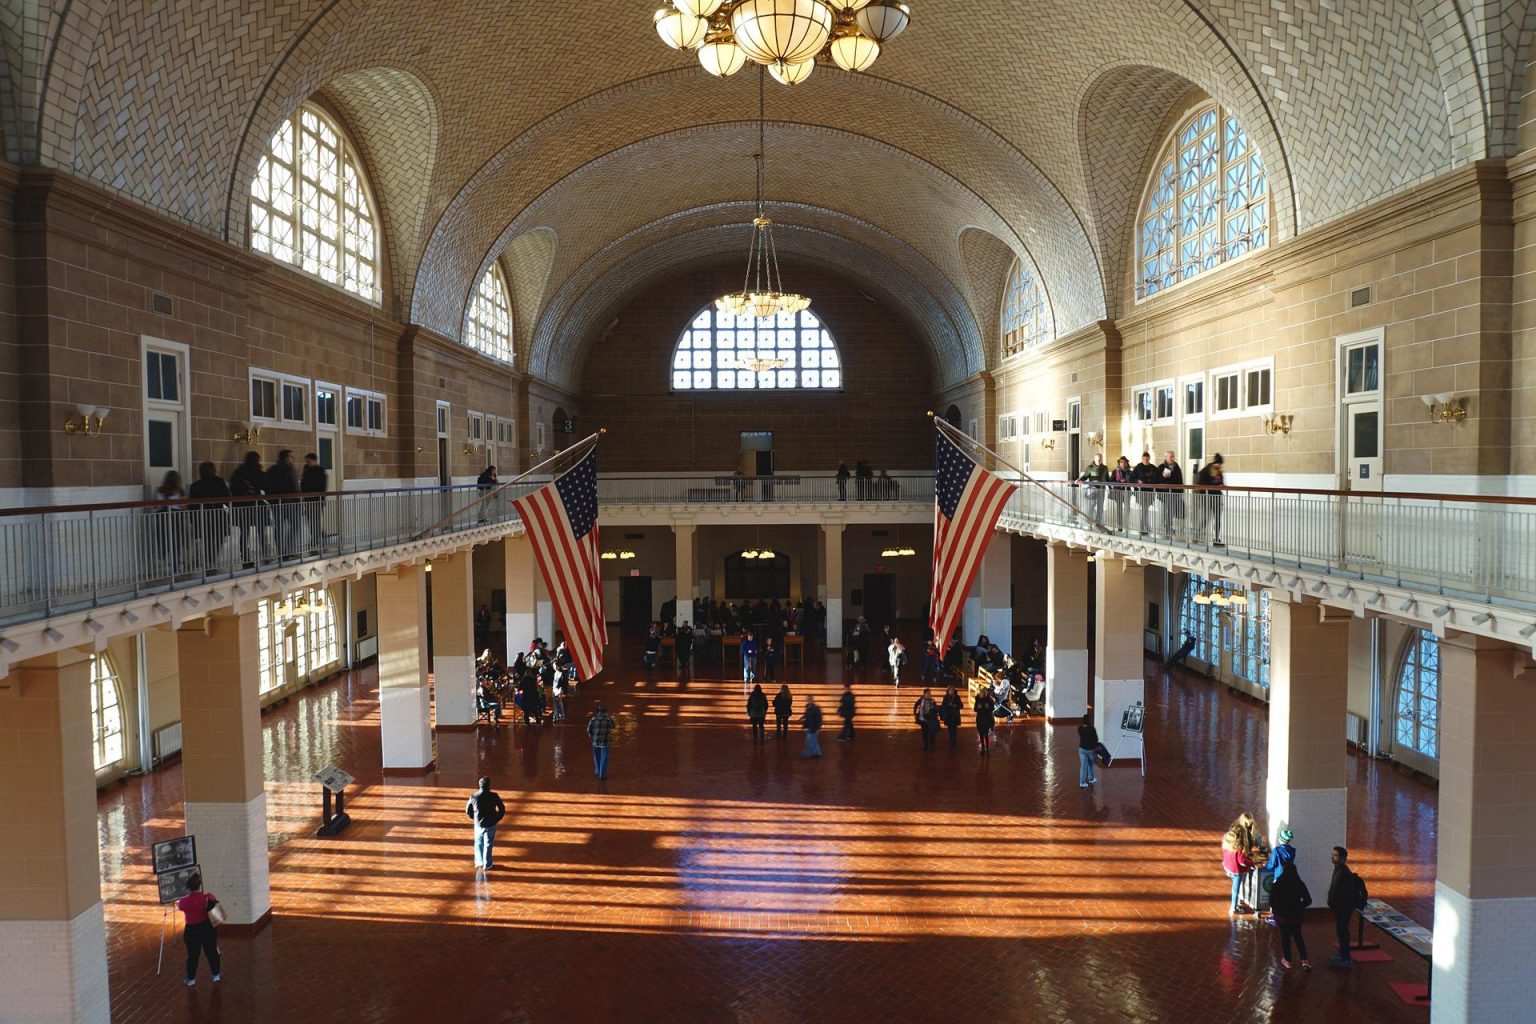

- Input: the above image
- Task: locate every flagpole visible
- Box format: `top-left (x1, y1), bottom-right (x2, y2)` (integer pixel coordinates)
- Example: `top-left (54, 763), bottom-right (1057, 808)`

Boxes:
top-left (413, 429), bottom-right (605, 540)
top-left (928, 412), bottom-right (1100, 529)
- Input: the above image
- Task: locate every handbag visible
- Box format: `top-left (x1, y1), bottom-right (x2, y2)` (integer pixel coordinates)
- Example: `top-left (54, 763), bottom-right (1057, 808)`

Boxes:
top-left (206, 897), bottom-right (227, 927)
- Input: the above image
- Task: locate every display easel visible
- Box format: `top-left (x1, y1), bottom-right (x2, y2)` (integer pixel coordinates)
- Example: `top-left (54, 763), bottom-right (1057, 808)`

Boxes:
top-left (1120, 701), bottom-right (1146, 778)
top-left (313, 763), bottom-right (356, 837)
top-left (156, 904), bottom-right (175, 976)
top-left (151, 836), bottom-right (199, 975)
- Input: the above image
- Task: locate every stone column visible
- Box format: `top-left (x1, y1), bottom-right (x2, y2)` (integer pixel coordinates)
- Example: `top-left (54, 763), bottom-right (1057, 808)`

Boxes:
top-left (535, 571), bottom-right (554, 643)
top-left (979, 533), bottom-right (1012, 645)
top-left (431, 552), bottom-right (476, 728)
top-left (1093, 556), bottom-right (1146, 761)
top-left (673, 522), bottom-right (696, 626)
top-left (1046, 544), bottom-right (1090, 719)
top-left (178, 611), bottom-right (271, 927)
top-left (504, 534), bottom-right (537, 659)
top-left (1264, 595), bottom-right (1350, 887)
top-left (822, 522), bottom-right (844, 648)
top-left (376, 565), bottom-right (433, 771)
top-left (1430, 634), bottom-right (1536, 1024)
top-left (0, 652), bottom-right (110, 1024)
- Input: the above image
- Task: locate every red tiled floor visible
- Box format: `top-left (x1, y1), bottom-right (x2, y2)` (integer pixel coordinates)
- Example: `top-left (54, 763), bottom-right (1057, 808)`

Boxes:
top-left (97, 644), bottom-right (1437, 1023)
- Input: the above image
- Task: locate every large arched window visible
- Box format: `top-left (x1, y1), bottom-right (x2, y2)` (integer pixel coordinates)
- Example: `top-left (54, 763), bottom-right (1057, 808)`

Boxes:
top-left (465, 262), bottom-right (514, 365)
top-left (1001, 257), bottom-right (1053, 357)
top-left (1394, 629), bottom-right (1439, 758)
top-left (259, 588), bottom-right (340, 695)
top-left (90, 654), bottom-right (126, 771)
top-left (250, 103), bottom-right (381, 304)
top-left (671, 307), bottom-right (841, 391)
top-left (1138, 102), bottom-right (1268, 299)
top-left (1177, 576), bottom-right (1269, 686)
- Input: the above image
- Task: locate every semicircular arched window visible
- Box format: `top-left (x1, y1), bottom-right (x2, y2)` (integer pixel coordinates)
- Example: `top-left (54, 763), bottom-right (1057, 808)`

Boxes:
top-left (1001, 256), bottom-right (1053, 358)
top-left (90, 653), bottom-right (126, 771)
top-left (1394, 628), bottom-right (1439, 758)
top-left (1137, 101), bottom-right (1268, 300)
top-left (249, 102), bottom-right (381, 304)
top-left (671, 307), bottom-right (842, 391)
top-left (465, 262), bottom-right (514, 366)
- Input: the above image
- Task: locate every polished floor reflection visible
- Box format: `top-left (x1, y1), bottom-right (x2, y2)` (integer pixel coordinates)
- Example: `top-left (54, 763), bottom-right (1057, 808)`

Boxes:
top-left (98, 646), bottom-right (1436, 1023)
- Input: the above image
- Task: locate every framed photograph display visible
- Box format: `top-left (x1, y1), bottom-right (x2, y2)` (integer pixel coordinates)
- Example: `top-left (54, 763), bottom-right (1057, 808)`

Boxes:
top-left (156, 864), bottom-right (201, 904)
top-left (153, 835), bottom-right (197, 876)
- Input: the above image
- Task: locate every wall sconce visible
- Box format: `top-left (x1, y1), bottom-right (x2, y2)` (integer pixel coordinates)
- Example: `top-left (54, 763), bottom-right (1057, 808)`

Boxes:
top-left (1263, 413), bottom-right (1293, 435)
top-left (462, 442), bottom-right (482, 456)
top-left (64, 404), bottom-right (108, 437)
top-left (233, 425), bottom-right (262, 445)
top-left (1038, 437), bottom-right (1056, 451)
top-left (600, 550), bottom-right (636, 561)
top-left (1086, 430), bottom-right (1105, 449)
top-left (1421, 393), bottom-right (1467, 423)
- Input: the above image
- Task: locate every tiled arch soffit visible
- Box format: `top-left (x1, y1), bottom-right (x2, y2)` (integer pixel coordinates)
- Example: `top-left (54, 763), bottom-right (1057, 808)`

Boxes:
top-left (446, 119), bottom-right (1051, 362)
top-left (24, 2), bottom-right (1507, 322)
top-left (535, 209), bottom-right (978, 390)
top-left (956, 227), bottom-right (1023, 368)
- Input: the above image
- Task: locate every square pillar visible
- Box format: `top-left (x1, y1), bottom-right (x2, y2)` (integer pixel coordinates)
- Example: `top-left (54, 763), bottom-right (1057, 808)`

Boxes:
top-left (535, 571), bottom-right (554, 643)
top-left (673, 523), bottom-right (696, 626)
top-left (1046, 544), bottom-right (1090, 719)
top-left (503, 535), bottom-right (537, 659)
top-left (979, 533), bottom-right (1012, 645)
top-left (1094, 557), bottom-right (1146, 761)
top-left (1264, 596), bottom-right (1350, 888)
top-left (177, 611), bottom-right (271, 927)
top-left (0, 651), bottom-right (110, 1023)
top-left (431, 552), bottom-right (476, 728)
top-left (822, 523), bottom-right (844, 648)
top-left (376, 565), bottom-right (433, 771)
top-left (1430, 634), bottom-right (1536, 1024)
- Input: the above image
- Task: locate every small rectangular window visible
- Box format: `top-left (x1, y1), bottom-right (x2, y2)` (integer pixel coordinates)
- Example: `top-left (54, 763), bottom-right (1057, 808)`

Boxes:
top-left (146, 351), bottom-right (179, 403)
top-left (1213, 372), bottom-right (1239, 414)
top-left (1068, 401), bottom-right (1080, 430)
top-left (1346, 345), bottom-right (1379, 396)
top-left (436, 405), bottom-right (448, 435)
top-left (345, 395), bottom-right (365, 430)
top-left (1155, 385), bottom-right (1175, 422)
top-left (281, 381), bottom-right (307, 424)
top-left (251, 378), bottom-right (277, 420)
top-left (1184, 380), bottom-right (1203, 416)
top-left (367, 397), bottom-right (384, 434)
top-left (316, 388), bottom-right (337, 427)
top-left (468, 413), bottom-right (482, 441)
top-left (1244, 366), bottom-right (1271, 409)
top-left (1133, 388), bottom-right (1154, 423)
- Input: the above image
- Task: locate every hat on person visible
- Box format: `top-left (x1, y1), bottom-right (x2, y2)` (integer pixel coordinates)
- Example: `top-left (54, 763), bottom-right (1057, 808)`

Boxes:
top-left (1212, 453), bottom-right (1224, 465)
top-left (1279, 829), bottom-right (1293, 843)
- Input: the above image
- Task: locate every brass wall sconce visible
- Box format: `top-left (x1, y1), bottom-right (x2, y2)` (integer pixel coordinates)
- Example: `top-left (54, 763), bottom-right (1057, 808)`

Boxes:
top-left (1038, 437), bottom-right (1056, 451)
top-left (64, 404), bottom-right (109, 437)
top-left (1421, 393), bottom-right (1467, 423)
top-left (233, 425), bottom-right (262, 445)
top-left (462, 442), bottom-right (482, 456)
top-left (600, 550), bottom-right (637, 561)
top-left (1086, 430), bottom-right (1105, 449)
top-left (1263, 413), bottom-right (1293, 435)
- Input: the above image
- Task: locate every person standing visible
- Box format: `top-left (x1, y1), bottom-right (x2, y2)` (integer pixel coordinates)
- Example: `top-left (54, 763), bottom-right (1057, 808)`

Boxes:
top-left (741, 631), bottom-right (760, 687)
top-left (300, 452), bottom-right (327, 555)
top-left (228, 450), bottom-right (269, 567)
top-left (835, 682), bottom-right (856, 741)
top-left (973, 688), bottom-right (996, 755)
top-left (1327, 846), bottom-right (1366, 968)
top-left (1221, 822), bottom-right (1255, 915)
top-left (914, 689), bottom-right (939, 751)
top-left (676, 621), bottom-right (694, 672)
top-left (922, 636), bottom-right (942, 684)
top-left (940, 684), bottom-right (963, 748)
top-left (1078, 453), bottom-right (1109, 527)
top-left (799, 695), bottom-right (823, 759)
top-left (1077, 713), bottom-right (1099, 787)
top-left (772, 684), bottom-right (793, 738)
top-left (746, 683), bottom-right (768, 744)
top-left (465, 777), bottom-right (506, 870)
top-left (587, 703), bottom-right (615, 779)
top-left (264, 449), bottom-right (301, 557)
top-left (835, 460), bottom-right (850, 501)
top-left (888, 636), bottom-right (906, 687)
top-left (1195, 453), bottom-right (1226, 546)
top-left (1108, 455), bottom-right (1135, 532)
top-left (1158, 450), bottom-right (1185, 539)
top-left (188, 461), bottom-right (231, 569)
top-left (476, 464), bottom-right (499, 522)
top-left (175, 873), bottom-right (222, 986)
top-left (762, 636), bottom-right (780, 683)
top-left (1269, 862), bottom-right (1314, 970)
top-left (1131, 452), bottom-right (1159, 536)
top-left (1265, 828), bottom-right (1297, 882)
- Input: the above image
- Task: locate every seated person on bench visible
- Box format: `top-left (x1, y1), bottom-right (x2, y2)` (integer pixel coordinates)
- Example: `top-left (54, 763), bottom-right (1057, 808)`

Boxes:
top-left (476, 679), bottom-right (503, 724)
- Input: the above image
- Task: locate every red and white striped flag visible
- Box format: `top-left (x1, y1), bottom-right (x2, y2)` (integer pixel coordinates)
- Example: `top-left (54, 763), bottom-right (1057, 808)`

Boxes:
top-left (930, 428), bottom-right (1018, 654)
top-left (511, 446), bottom-right (607, 680)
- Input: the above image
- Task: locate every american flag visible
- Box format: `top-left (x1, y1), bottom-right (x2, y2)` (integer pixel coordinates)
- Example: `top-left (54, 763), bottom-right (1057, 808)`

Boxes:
top-left (930, 429), bottom-right (1018, 654)
top-left (511, 447), bottom-right (607, 680)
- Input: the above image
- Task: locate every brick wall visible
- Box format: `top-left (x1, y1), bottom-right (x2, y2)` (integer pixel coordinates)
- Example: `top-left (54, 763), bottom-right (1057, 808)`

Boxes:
top-left (0, 165), bottom-right (17, 489)
top-left (578, 263), bottom-right (936, 473)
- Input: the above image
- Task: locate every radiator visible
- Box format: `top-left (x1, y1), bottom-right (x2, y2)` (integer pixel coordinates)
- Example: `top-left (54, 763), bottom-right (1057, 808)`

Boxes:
top-left (153, 722), bottom-right (182, 761)
top-left (1346, 712), bottom-right (1366, 745)
top-left (357, 635), bottom-right (378, 661)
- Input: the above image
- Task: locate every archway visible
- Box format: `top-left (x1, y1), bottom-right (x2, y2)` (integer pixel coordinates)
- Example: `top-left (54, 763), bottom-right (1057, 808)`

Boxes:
top-left (944, 405), bottom-right (961, 427)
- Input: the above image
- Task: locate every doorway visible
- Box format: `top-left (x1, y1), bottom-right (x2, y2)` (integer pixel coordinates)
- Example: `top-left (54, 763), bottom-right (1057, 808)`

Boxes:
top-left (1337, 330), bottom-right (1383, 492)
top-left (435, 401), bottom-right (451, 487)
top-left (862, 573), bottom-right (895, 630)
top-left (141, 339), bottom-right (190, 495)
top-left (1067, 398), bottom-right (1082, 480)
top-left (740, 431), bottom-right (773, 476)
top-left (619, 576), bottom-right (653, 627)
top-left (316, 382), bottom-right (341, 487)
top-left (1180, 375), bottom-right (1205, 477)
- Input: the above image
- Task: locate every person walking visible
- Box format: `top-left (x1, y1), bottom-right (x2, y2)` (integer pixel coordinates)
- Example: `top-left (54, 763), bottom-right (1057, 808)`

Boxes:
top-left (940, 684), bottom-right (963, 748)
top-left (228, 450), bottom-right (269, 567)
top-left (299, 452), bottom-right (327, 554)
top-left (175, 873), bottom-right (223, 986)
top-left (1270, 861), bottom-right (1314, 970)
top-left (1327, 846), bottom-right (1367, 968)
top-left (587, 702), bottom-right (615, 779)
top-left (835, 682), bottom-right (856, 741)
top-left (741, 631), bottom-right (760, 688)
top-left (1078, 453), bottom-right (1110, 527)
top-left (188, 461), bottom-right (231, 569)
top-left (1108, 455), bottom-right (1135, 532)
top-left (799, 695), bottom-right (823, 759)
top-left (746, 683), bottom-right (768, 744)
top-left (973, 688), bottom-right (996, 754)
top-left (1077, 713), bottom-right (1099, 787)
top-left (1195, 453), bottom-right (1226, 546)
top-left (476, 464), bottom-right (499, 522)
top-left (265, 449), bottom-right (301, 557)
top-left (914, 689), bottom-right (939, 751)
top-left (1157, 449), bottom-right (1185, 539)
top-left (550, 670), bottom-right (567, 723)
top-left (465, 777), bottom-right (506, 870)
top-left (1131, 451), bottom-right (1159, 536)
top-left (888, 636), bottom-right (906, 687)
top-left (1221, 821), bottom-right (1255, 915)
top-left (772, 684), bottom-right (793, 738)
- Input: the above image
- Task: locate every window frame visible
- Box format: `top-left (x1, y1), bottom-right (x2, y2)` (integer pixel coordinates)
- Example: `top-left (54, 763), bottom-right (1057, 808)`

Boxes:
top-left (315, 382), bottom-right (340, 428)
top-left (1393, 629), bottom-right (1440, 759)
top-left (669, 306), bottom-right (844, 393)
top-left (90, 653), bottom-right (127, 771)
top-left (464, 261), bottom-right (515, 367)
top-left (997, 412), bottom-right (1020, 442)
top-left (1000, 256), bottom-right (1055, 358)
top-left (1209, 359), bottom-right (1275, 420)
top-left (1152, 379), bottom-right (1176, 425)
top-left (345, 387), bottom-right (387, 438)
top-left (1132, 387), bottom-right (1155, 424)
top-left (248, 368), bottom-right (310, 428)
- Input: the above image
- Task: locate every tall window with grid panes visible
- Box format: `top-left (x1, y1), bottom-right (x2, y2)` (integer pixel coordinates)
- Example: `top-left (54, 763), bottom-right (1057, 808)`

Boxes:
top-left (1138, 102), bottom-right (1268, 299)
top-left (671, 307), bottom-right (842, 391)
top-left (1394, 629), bottom-right (1439, 758)
top-left (90, 654), bottom-right (126, 771)
top-left (249, 103), bottom-right (381, 303)
top-left (465, 262), bottom-right (514, 365)
top-left (1000, 256), bottom-right (1053, 357)
top-left (1178, 576), bottom-right (1269, 687)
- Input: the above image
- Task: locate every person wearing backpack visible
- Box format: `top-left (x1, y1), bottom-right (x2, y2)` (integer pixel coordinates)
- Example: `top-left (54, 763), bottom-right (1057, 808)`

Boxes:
top-left (1269, 862), bottom-right (1313, 970)
top-left (466, 777), bottom-right (507, 871)
top-left (746, 683), bottom-right (768, 744)
top-left (1327, 846), bottom-right (1367, 967)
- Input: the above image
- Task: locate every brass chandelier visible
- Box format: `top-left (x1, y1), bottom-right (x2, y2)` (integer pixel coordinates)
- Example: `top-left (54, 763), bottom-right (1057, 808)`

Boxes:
top-left (715, 66), bottom-right (811, 322)
top-left (655, 1), bottom-right (912, 85)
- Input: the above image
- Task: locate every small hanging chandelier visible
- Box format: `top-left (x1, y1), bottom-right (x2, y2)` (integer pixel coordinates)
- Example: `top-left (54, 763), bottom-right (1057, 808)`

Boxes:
top-left (654, 1), bottom-right (911, 83)
top-left (715, 67), bottom-right (811, 321)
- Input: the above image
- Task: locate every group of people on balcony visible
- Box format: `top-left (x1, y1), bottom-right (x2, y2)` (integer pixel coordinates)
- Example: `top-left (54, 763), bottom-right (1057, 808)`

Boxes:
top-left (833, 460), bottom-right (900, 501)
top-left (1075, 450), bottom-right (1226, 545)
top-left (147, 449), bottom-right (329, 575)
top-left (474, 637), bottom-right (577, 727)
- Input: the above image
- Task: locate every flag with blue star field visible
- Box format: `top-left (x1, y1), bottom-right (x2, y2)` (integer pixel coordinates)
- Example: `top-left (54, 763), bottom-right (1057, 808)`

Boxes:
top-left (930, 427), bottom-right (1019, 654)
top-left (511, 445), bottom-right (607, 679)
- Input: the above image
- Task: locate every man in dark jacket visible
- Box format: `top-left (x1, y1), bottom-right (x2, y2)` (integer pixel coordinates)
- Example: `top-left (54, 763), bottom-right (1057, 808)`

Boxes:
top-left (1130, 452), bottom-right (1159, 535)
top-left (1194, 453), bottom-right (1225, 546)
top-left (799, 695), bottom-right (823, 759)
top-left (836, 682), bottom-right (856, 741)
top-left (188, 461), bottom-right (231, 568)
top-left (266, 449), bottom-right (301, 557)
top-left (1326, 846), bottom-right (1365, 967)
top-left (299, 453), bottom-right (327, 554)
top-left (465, 777), bottom-right (506, 871)
top-left (1157, 449), bottom-right (1185, 539)
top-left (228, 451), bottom-right (268, 567)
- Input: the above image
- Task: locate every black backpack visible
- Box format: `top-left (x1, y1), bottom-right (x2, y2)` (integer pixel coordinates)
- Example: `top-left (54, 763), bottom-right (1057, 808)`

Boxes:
top-left (1352, 871), bottom-right (1369, 910)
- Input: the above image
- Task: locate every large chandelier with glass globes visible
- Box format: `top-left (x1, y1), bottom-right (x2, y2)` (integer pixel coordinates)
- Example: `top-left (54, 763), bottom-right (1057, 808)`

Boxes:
top-left (655, 1), bottom-right (911, 86)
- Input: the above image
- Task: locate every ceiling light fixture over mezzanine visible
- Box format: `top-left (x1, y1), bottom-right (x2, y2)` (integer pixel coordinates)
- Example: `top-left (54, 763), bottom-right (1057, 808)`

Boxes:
top-left (657, 1), bottom-right (910, 85)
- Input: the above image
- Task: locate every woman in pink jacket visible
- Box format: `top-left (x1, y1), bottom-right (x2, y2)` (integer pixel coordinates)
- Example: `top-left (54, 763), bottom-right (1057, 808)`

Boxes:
top-left (1221, 813), bottom-right (1258, 915)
